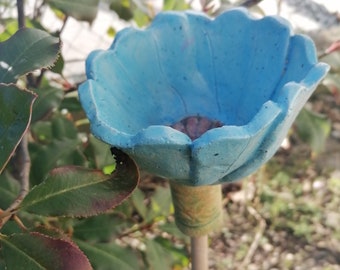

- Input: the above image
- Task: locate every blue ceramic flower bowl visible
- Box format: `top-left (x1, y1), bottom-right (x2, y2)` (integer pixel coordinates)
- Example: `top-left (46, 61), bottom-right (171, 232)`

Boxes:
top-left (79, 8), bottom-right (329, 186)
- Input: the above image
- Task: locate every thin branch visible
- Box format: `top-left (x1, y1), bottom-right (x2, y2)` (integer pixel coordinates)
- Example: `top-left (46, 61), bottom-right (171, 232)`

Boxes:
top-left (239, 206), bottom-right (266, 268)
top-left (0, 135), bottom-right (31, 224)
top-left (277, 0), bottom-right (283, 15)
top-left (11, 135), bottom-right (31, 210)
top-left (199, 0), bottom-right (205, 8)
top-left (238, 0), bottom-right (264, 8)
top-left (17, 0), bottom-right (25, 28)
top-left (13, 215), bottom-right (28, 231)
top-left (33, 0), bottom-right (40, 19)
top-left (35, 69), bottom-right (46, 87)
top-left (14, 0), bottom-right (31, 205)
top-left (59, 15), bottom-right (69, 35)
top-left (33, 0), bottom-right (46, 20)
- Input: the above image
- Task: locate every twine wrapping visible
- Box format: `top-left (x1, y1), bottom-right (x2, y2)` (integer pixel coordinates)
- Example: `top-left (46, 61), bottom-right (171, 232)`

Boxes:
top-left (170, 182), bottom-right (223, 237)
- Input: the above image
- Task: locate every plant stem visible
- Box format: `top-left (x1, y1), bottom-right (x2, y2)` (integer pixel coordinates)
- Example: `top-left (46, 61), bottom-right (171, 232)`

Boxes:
top-left (238, 0), bottom-right (264, 7)
top-left (0, 0), bottom-right (32, 226)
top-left (0, 135), bottom-right (31, 224)
top-left (191, 235), bottom-right (208, 270)
top-left (14, 0), bottom-right (31, 204)
top-left (17, 0), bottom-right (25, 28)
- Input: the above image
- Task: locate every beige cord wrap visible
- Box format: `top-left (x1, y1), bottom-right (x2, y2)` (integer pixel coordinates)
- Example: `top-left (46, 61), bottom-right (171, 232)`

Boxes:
top-left (170, 182), bottom-right (223, 237)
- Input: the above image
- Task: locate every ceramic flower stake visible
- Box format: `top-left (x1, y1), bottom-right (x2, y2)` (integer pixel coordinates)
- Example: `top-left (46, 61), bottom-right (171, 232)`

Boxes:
top-left (79, 9), bottom-right (328, 269)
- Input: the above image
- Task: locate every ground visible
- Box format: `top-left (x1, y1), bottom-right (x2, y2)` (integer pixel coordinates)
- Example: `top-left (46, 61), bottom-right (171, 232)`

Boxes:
top-left (207, 75), bottom-right (340, 269)
top-left (203, 3), bottom-right (340, 269)
top-left (137, 2), bottom-right (340, 267)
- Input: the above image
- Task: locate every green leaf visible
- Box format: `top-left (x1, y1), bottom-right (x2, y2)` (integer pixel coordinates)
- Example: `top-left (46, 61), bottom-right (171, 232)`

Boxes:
top-left (103, 164), bottom-right (116, 174)
top-left (84, 135), bottom-right (114, 170)
top-left (73, 214), bottom-right (131, 242)
top-left (50, 115), bottom-right (78, 140)
top-left (144, 238), bottom-right (181, 270)
top-left (295, 108), bottom-right (331, 154)
top-left (163, 0), bottom-right (189, 10)
top-left (150, 186), bottom-right (173, 218)
top-left (113, 197), bottom-right (135, 218)
top-left (0, 232), bottom-right (92, 270)
top-left (143, 238), bottom-right (189, 269)
top-left (60, 149), bottom-right (88, 168)
top-left (30, 138), bottom-right (80, 185)
top-left (159, 222), bottom-right (187, 241)
top-left (0, 220), bottom-right (23, 236)
top-left (47, 0), bottom-right (99, 22)
top-left (145, 240), bottom-right (167, 270)
top-left (133, 8), bottom-right (150, 27)
top-left (0, 28), bottom-right (60, 83)
top-left (76, 239), bottom-right (140, 270)
top-left (0, 84), bottom-right (37, 173)
top-left (49, 53), bottom-right (64, 75)
top-left (0, 18), bottom-right (45, 42)
top-left (31, 121), bottom-right (53, 143)
top-left (0, 171), bottom-right (20, 209)
top-left (59, 96), bottom-right (83, 112)
top-left (20, 150), bottom-right (139, 217)
top-left (0, 256), bottom-right (5, 269)
top-left (131, 186), bottom-right (172, 223)
top-left (131, 188), bottom-right (148, 221)
top-left (32, 84), bottom-right (64, 122)
top-left (110, 0), bottom-right (133, 21)
top-left (0, 19), bottom-right (19, 42)
top-left (77, 239), bottom-right (140, 270)
top-left (31, 115), bottom-right (78, 145)
top-left (30, 116), bottom-right (81, 185)
top-left (152, 237), bottom-right (189, 268)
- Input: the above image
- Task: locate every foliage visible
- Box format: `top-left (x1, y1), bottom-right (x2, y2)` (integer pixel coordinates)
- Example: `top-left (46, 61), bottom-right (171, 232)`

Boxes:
top-left (0, 1), bottom-right (195, 269)
top-left (0, 84), bottom-right (36, 172)
top-left (0, 0), bottom-right (336, 269)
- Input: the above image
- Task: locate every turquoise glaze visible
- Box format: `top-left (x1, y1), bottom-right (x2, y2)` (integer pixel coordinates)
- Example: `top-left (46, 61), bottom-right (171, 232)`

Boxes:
top-left (79, 8), bottom-right (329, 186)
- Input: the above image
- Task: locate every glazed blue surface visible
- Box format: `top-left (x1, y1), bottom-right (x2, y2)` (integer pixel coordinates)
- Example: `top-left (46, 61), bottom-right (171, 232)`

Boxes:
top-left (79, 8), bottom-right (329, 186)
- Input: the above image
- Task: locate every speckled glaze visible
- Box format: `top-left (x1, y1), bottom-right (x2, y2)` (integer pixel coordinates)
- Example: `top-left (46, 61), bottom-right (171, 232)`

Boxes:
top-left (79, 8), bottom-right (329, 186)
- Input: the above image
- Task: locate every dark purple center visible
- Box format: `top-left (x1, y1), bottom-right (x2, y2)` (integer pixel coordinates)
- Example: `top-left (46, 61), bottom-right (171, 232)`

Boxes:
top-left (171, 116), bottom-right (223, 140)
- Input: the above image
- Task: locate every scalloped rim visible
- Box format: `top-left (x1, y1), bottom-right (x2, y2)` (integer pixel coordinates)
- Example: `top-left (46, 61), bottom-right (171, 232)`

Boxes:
top-left (79, 9), bottom-right (330, 185)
